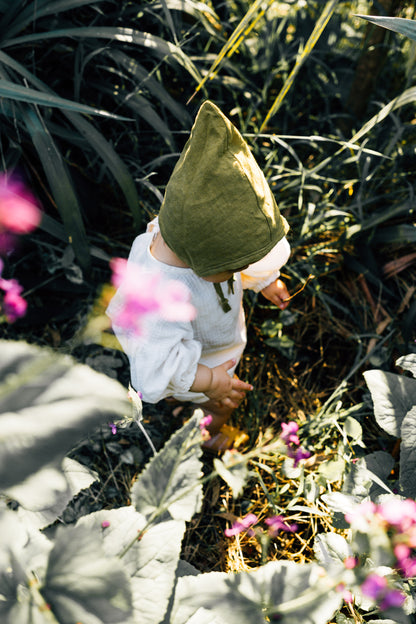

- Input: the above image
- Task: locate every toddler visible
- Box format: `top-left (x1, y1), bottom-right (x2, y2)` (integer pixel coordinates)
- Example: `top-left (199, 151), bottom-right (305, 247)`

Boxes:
top-left (107, 101), bottom-right (291, 449)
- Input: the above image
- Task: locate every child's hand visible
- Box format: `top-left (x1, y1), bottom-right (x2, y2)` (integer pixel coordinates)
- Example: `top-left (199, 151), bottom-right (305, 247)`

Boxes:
top-left (261, 278), bottom-right (290, 310)
top-left (206, 359), bottom-right (253, 408)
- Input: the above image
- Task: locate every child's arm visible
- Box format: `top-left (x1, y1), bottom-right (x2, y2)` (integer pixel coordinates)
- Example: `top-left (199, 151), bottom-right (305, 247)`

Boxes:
top-left (190, 359), bottom-right (253, 408)
top-left (260, 277), bottom-right (290, 310)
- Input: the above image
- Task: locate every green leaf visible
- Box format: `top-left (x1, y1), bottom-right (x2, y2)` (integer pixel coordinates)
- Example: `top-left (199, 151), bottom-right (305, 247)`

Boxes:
top-left (343, 416), bottom-right (365, 447)
top-left (260, 0), bottom-right (339, 131)
top-left (21, 107), bottom-right (91, 271)
top-left (317, 457), bottom-right (345, 483)
top-left (399, 406), bottom-right (416, 499)
top-left (0, 78), bottom-right (130, 119)
top-left (363, 369), bottom-right (416, 437)
top-left (131, 413), bottom-right (203, 523)
top-left (169, 560), bottom-right (342, 624)
top-left (213, 451), bottom-right (249, 498)
top-left (3, 27), bottom-right (202, 82)
top-left (42, 524), bottom-right (132, 624)
top-left (356, 14), bottom-right (416, 42)
top-left (0, 340), bottom-right (129, 490)
top-left (62, 110), bottom-right (142, 230)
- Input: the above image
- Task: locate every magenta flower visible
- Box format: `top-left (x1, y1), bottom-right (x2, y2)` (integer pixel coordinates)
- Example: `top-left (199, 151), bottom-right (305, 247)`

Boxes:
top-left (0, 259), bottom-right (27, 322)
top-left (0, 174), bottom-right (41, 252)
top-left (280, 421), bottom-right (300, 445)
top-left (101, 521), bottom-right (111, 529)
top-left (289, 446), bottom-right (311, 467)
top-left (264, 515), bottom-right (297, 537)
top-left (110, 258), bottom-right (196, 335)
top-left (108, 423), bottom-right (117, 435)
top-left (361, 573), bottom-right (405, 611)
top-left (224, 514), bottom-right (258, 537)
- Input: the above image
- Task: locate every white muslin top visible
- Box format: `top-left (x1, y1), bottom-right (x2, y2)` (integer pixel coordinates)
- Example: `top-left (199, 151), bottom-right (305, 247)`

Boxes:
top-left (107, 218), bottom-right (290, 404)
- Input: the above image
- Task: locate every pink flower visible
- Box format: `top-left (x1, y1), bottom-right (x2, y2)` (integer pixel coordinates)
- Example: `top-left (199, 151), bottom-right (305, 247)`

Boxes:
top-left (101, 521), bottom-right (111, 529)
top-left (360, 573), bottom-right (405, 611)
top-left (394, 543), bottom-right (416, 578)
top-left (378, 499), bottom-right (416, 533)
top-left (344, 501), bottom-right (377, 530)
top-left (280, 421), bottom-right (300, 445)
top-left (0, 260), bottom-right (27, 322)
top-left (224, 514), bottom-right (258, 537)
top-left (344, 556), bottom-right (358, 570)
top-left (265, 515), bottom-right (297, 537)
top-left (289, 446), bottom-right (311, 467)
top-left (0, 174), bottom-right (41, 235)
top-left (110, 258), bottom-right (196, 335)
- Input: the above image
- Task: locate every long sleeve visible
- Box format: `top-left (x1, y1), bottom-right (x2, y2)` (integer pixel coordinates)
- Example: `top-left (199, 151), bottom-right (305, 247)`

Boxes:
top-left (240, 237), bottom-right (291, 292)
top-left (112, 315), bottom-right (202, 403)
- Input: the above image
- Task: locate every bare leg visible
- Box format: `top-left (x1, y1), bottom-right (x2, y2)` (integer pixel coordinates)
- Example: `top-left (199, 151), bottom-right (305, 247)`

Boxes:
top-left (196, 399), bottom-right (234, 434)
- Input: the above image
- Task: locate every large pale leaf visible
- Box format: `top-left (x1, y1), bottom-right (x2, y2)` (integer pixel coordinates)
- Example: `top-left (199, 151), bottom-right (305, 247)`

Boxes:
top-left (363, 369), bottom-right (416, 437)
top-left (0, 504), bottom-right (52, 622)
top-left (42, 524), bottom-right (132, 624)
top-left (169, 560), bottom-right (342, 624)
top-left (4, 458), bottom-right (97, 530)
top-left (342, 451), bottom-right (395, 501)
top-left (131, 414), bottom-right (203, 523)
top-left (397, 354), bottom-right (416, 378)
top-left (399, 406), bottom-right (416, 499)
top-left (356, 15), bottom-right (416, 42)
top-left (0, 340), bottom-right (129, 489)
top-left (78, 507), bottom-right (188, 624)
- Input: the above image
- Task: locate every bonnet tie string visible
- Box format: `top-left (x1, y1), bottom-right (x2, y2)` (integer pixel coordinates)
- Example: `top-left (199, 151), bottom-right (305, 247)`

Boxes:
top-left (214, 283), bottom-right (231, 313)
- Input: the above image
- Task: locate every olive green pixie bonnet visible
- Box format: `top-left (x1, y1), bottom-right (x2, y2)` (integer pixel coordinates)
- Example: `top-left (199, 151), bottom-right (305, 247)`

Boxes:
top-left (159, 100), bottom-right (289, 277)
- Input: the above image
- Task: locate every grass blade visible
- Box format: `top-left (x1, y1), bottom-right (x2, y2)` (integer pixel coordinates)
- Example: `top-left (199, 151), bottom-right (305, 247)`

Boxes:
top-left (260, 0), bottom-right (339, 131)
top-left (2, 27), bottom-right (202, 83)
top-left (355, 14), bottom-right (416, 42)
top-left (22, 107), bottom-right (91, 272)
top-left (0, 0), bottom-right (106, 40)
top-left (187, 0), bottom-right (274, 102)
top-left (63, 109), bottom-right (143, 230)
top-left (0, 78), bottom-right (131, 119)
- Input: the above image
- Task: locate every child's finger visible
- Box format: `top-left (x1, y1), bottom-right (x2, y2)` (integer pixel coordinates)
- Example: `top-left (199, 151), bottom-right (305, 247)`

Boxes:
top-left (231, 377), bottom-right (253, 392)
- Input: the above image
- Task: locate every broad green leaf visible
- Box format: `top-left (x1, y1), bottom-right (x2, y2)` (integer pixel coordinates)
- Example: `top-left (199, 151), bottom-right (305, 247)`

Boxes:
top-left (169, 560), bottom-right (342, 624)
top-left (21, 107), bottom-right (91, 271)
top-left (343, 416), bottom-right (365, 447)
top-left (0, 78), bottom-right (130, 119)
top-left (131, 413), bottom-right (203, 523)
top-left (2, 27), bottom-right (202, 83)
top-left (0, 340), bottom-right (129, 490)
top-left (363, 370), bottom-right (416, 437)
top-left (397, 354), bottom-right (416, 378)
top-left (42, 524), bottom-right (132, 624)
top-left (399, 407), bottom-right (416, 499)
top-left (356, 14), bottom-right (416, 42)
top-left (213, 451), bottom-right (249, 498)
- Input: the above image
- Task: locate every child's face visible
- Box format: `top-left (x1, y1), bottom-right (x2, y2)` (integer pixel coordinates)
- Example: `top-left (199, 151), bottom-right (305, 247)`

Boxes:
top-left (202, 265), bottom-right (249, 283)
